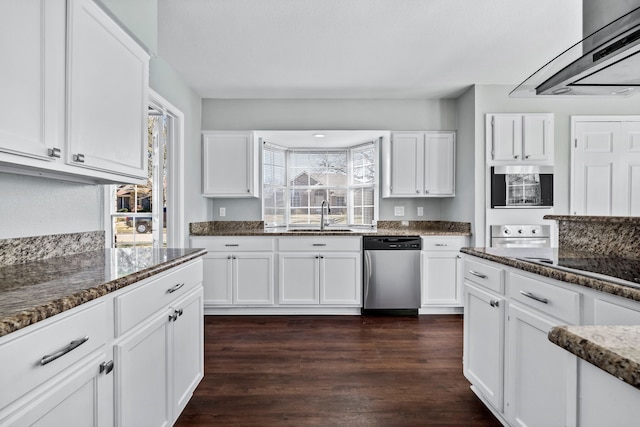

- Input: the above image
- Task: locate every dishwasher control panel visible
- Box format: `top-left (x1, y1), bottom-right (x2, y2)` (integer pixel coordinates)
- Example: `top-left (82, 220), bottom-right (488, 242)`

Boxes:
top-left (363, 236), bottom-right (422, 250)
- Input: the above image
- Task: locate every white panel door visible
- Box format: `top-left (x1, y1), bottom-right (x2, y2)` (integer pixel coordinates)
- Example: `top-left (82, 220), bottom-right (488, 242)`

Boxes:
top-left (573, 121), bottom-right (618, 215)
top-left (66, 0), bottom-right (148, 179)
top-left (506, 303), bottom-right (575, 427)
top-left (320, 252), bottom-right (362, 305)
top-left (170, 288), bottom-right (204, 421)
top-left (202, 132), bottom-right (256, 197)
top-left (523, 114), bottom-right (553, 163)
top-left (621, 121), bottom-right (640, 216)
top-left (278, 253), bottom-right (319, 304)
top-left (0, 0), bottom-right (65, 161)
top-left (424, 132), bottom-right (455, 196)
top-left (202, 253), bottom-right (233, 305)
top-left (463, 282), bottom-right (505, 411)
top-left (390, 132), bottom-right (424, 196)
top-left (491, 115), bottom-right (522, 162)
top-left (234, 253), bottom-right (274, 305)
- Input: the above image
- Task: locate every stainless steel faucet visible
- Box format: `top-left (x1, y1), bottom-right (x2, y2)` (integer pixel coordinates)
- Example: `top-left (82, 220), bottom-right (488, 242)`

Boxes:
top-left (320, 200), bottom-right (330, 230)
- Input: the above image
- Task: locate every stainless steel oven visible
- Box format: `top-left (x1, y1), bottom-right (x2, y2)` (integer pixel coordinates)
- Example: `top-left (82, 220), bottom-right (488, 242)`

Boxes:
top-left (491, 225), bottom-right (551, 248)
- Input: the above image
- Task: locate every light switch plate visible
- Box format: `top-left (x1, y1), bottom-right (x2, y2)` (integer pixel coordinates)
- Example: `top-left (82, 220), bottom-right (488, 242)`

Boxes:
top-left (417, 206), bottom-right (424, 216)
top-left (219, 207), bottom-right (226, 217)
top-left (394, 206), bottom-right (405, 216)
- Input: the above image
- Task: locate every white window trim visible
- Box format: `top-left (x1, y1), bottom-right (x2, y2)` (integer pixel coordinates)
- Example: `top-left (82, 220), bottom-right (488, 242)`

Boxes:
top-left (103, 88), bottom-right (185, 248)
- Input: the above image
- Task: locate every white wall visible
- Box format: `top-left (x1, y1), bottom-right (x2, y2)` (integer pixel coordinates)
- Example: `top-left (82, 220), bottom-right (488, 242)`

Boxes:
top-left (201, 98), bottom-right (458, 221)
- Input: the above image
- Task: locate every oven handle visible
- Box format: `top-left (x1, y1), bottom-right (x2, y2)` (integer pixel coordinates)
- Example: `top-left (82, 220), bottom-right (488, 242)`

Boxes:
top-left (491, 238), bottom-right (550, 248)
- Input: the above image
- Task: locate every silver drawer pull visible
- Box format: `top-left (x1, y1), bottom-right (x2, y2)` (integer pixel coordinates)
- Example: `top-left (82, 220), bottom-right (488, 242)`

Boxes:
top-left (224, 244), bottom-right (239, 247)
top-left (73, 153), bottom-right (85, 163)
top-left (167, 283), bottom-right (184, 294)
top-left (312, 243), bottom-right (327, 246)
top-left (468, 270), bottom-right (487, 279)
top-left (435, 243), bottom-right (448, 247)
top-left (489, 300), bottom-right (500, 308)
top-left (520, 290), bottom-right (549, 304)
top-left (47, 147), bottom-right (61, 158)
top-left (40, 336), bottom-right (89, 366)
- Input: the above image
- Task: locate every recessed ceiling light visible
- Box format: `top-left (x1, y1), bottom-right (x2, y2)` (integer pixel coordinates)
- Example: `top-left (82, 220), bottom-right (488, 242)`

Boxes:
top-left (612, 88), bottom-right (634, 95)
top-left (313, 134), bottom-right (325, 138)
top-left (551, 87), bottom-right (571, 95)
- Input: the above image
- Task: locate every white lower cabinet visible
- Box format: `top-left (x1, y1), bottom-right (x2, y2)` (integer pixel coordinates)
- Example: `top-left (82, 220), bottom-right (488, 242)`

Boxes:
top-left (421, 236), bottom-right (467, 310)
top-left (115, 286), bottom-right (203, 427)
top-left (463, 282), bottom-right (505, 411)
top-left (506, 303), bottom-right (576, 427)
top-left (278, 251), bottom-right (361, 305)
top-left (0, 259), bottom-right (204, 427)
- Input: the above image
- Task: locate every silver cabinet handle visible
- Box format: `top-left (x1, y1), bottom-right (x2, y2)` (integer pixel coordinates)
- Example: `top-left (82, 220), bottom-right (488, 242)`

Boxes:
top-left (224, 244), bottom-right (239, 247)
top-left (227, 255), bottom-right (232, 259)
top-left (514, 155), bottom-right (519, 159)
top-left (468, 270), bottom-right (487, 279)
top-left (167, 283), bottom-right (184, 294)
top-left (520, 290), bottom-right (549, 304)
top-left (416, 189), bottom-right (420, 193)
top-left (489, 300), bottom-right (500, 308)
top-left (47, 147), bottom-right (61, 158)
top-left (457, 255), bottom-right (462, 259)
top-left (73, 153), bottom-right (85, 163)
top-left (425, 189), bottom-right (430, 194)
top-left (100, 360), bottom-right (114, 375)
top-left (312, 243), bottom-right (326, 246)
top-left (525, 155), bottom-right (531, 159)
top-left (40, 336), bottom-right (89, 366)
top-left (435, 243), bottom-right (448, 247)
top-left (169, 312), bottom-right (178, 322)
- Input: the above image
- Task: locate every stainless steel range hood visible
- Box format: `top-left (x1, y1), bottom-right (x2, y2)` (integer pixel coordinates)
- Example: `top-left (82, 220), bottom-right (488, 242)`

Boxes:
top-left (511, 5), bottom-right (640, 97)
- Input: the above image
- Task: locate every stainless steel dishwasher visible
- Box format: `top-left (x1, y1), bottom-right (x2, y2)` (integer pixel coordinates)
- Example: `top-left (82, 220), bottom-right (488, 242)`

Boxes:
top-left (362, 236), bottom-right (421, 315)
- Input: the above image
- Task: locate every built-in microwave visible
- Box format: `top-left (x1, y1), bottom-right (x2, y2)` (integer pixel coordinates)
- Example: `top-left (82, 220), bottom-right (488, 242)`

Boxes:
top-left (490, 165), bottom-right (553, 208)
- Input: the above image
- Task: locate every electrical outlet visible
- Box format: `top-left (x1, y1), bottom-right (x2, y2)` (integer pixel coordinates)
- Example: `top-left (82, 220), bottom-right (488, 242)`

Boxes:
top-left (394, 206), bottom-right (405, 216)
top-left (417, 206), bottom-right (424, 216)
top-left (219, 207), bottom-right (226, 217)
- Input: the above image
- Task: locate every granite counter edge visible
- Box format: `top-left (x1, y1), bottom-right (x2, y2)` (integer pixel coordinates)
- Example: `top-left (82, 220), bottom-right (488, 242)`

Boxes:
top-left (0, 249), bottom-right (207, 338)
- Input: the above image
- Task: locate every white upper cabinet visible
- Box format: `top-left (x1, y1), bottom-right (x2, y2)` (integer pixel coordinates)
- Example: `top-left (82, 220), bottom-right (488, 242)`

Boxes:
top-left (0, 0), bottom-right (66, 162)
top-left (571, 117), bottom-right (640, 216)
top-left (487, 114), bottom-right (554, 165)
top-left (202, 131), bottom-right (259, 198)
top-left (383, 131), bottom-right (455, 197)
top-left (0, 0), bottom-right (149, 184)
top-left (66, 0), bottom-right (149, 180)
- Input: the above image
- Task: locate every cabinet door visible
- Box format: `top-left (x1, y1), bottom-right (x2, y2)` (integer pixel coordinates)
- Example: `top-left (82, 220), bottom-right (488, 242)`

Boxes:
top-left (66, 0), bottom-right (148, 180)
top-left (506, 303), bottom-right (576, 427)
top-left (320, 252), bottom-right (362, 305)
top-left (0, 0), bottom-right (65, 162)
top-left (463, 282), bottom-right (505, 412)
top-left (424, 132), bottom-right (455, 196)
top-left (522, 114), bottom-right (553, 163)
top-left (422, 252), bottom-right (462, 306)
top-left (1, 353), bottom-right (107, 427)
top-left (620, 121), bottom-right (640, 216)
top-left (170, 287), bottom-right (204, 422)
top-left (234, 253), bottom-right (274, 305)
top-left (202, 253), bottom-right (233, 305)
top-left (390, 132), bottom-right (424, 196)
top-left (115, 312), bottom-right (171, 427)
top-left (278, 253), bottom-right (319, 304)
top-left (491, 115), bottom-right (522, 162)
top-left (202, 132), bottom-right (257, 197)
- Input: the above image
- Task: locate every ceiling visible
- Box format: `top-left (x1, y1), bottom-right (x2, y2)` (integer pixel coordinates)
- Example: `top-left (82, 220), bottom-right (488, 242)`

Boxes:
top-left (158, 0), bottom-right (583, 99)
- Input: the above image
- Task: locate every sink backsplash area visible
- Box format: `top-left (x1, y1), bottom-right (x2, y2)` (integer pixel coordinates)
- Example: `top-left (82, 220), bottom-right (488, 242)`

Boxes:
top-left (544, 215), bottom-right (640, 259)
top-left (0, 231), bottom-right (105, 267)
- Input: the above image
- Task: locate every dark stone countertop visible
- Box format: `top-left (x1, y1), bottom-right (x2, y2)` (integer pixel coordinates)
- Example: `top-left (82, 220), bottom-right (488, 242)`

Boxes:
top-left (0, 248), bottom-right (207, 337)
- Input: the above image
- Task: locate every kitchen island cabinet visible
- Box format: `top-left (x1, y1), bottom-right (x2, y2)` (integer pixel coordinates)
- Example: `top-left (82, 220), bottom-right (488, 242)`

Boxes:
top-left (0, 249), bottom-right (205, 427)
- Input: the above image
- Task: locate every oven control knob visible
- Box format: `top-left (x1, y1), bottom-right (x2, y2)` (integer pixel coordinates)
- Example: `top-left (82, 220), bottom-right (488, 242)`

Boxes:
top-left (532, 229), bottom-right (538, 234)
top-left (504, 228), bottom-right (511, 235)
top-left (518, 229), bottom-right (523, 234)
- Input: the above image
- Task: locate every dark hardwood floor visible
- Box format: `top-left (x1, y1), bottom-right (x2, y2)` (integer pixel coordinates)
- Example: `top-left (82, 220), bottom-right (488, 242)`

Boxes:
top-left (175, 315), bottom-right (501, 426)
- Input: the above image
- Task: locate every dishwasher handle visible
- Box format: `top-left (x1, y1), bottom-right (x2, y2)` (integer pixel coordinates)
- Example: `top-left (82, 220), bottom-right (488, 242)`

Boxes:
top-left (363, 250), bottom-right (372, 305)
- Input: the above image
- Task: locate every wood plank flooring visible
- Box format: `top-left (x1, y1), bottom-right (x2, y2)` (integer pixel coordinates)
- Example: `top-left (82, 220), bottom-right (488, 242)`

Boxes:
top-left (175, 315), bottom-right (501, 426)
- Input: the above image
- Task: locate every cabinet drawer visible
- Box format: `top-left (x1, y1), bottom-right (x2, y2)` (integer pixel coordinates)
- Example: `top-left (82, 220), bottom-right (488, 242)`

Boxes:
top-left (0, 300), bottom-right (106, 409)
top-left (510, 273), bottom-right (580, 324)
top-left (278, 237), bottom-right (361, 252)
top-left (421, 236), bottom-right (467, 251)
top-left (464, 257), bottom-right (504, 294)
top-left (115, 260), bottom-right (203, 336)
top-left (190, 236), bottom-right (274, 252)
